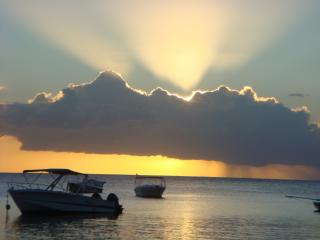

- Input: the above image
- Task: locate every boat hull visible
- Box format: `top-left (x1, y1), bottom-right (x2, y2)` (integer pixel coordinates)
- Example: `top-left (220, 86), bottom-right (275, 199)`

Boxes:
top-left (9, 189), bottom-right (122, 215)
top-left (134, 185), bottom-right (165, 198)
top-left (313, 201), bottom-right (320, 211)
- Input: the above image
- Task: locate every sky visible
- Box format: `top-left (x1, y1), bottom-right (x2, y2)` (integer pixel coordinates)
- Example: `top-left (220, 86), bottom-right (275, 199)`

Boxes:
top-left (0, 0), bottom-right (320, 179)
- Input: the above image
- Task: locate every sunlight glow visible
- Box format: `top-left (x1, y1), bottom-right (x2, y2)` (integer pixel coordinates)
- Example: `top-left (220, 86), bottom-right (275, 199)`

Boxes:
top-left (5, 2), bottom-right (131, 75)
top-left (0, 136), bottom-right (319, 180)
top-left (4, 0), bottom-right (313, 90)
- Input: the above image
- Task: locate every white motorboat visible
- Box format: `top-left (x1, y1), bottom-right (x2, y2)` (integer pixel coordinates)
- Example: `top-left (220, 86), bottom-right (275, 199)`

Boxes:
top-left (134, 175), bottom-right (166, 198)
top-left (7, 169), bottom-right (123, 215)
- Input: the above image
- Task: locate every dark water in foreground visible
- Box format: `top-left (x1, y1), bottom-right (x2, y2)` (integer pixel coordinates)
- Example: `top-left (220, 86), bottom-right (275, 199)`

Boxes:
top-left (1, 174), bottom-right (320, 239)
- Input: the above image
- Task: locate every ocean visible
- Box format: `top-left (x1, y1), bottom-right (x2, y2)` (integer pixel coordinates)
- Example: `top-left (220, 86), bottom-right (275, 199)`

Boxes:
top-left (0, 174), bottom-right (320, 240)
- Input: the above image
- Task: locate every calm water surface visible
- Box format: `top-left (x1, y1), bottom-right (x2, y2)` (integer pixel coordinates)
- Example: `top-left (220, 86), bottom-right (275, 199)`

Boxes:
top-left (1, 174), bottom-right (320, 239)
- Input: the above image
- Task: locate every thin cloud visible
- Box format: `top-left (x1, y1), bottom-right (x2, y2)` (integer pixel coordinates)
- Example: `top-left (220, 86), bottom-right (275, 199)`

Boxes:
top-left (289, 92), bottom-right (309, 98)
top-left (0, 71), bottom-right (319, 167)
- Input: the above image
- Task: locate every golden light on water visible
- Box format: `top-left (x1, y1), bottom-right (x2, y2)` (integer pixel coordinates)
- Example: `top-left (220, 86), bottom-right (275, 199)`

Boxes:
top-left (4, 0), bottom-right (312, 90)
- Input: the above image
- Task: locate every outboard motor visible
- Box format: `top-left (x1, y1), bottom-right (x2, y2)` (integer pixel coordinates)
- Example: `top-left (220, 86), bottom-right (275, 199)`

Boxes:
top-left (107, 193), bottom-right (119, 206)
top-left (107, 193), bottom-right (123, 214)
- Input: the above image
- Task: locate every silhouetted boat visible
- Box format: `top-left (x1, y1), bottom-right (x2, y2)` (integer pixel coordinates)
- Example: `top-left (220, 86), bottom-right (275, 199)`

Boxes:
top-left (286, 195), bottom-right (320, 211)
top-left (7, 169), bottom-right (123, 215)
top-left (313, 201), bottom-right (320, 211)
top-left (134, 174), bottom-right (166, 198)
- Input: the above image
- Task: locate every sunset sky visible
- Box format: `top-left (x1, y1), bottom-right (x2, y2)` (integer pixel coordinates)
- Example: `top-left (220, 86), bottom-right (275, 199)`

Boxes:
top-left (0, 0), bottom-right (320, 179)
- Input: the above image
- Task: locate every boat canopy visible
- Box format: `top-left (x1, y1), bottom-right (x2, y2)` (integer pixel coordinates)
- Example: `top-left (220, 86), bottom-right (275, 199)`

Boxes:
top-left (23, 168), bottom-right (86, 176)
top-left (135, 174), bottom-right (165, 180)
top-left (135, 174), bottom-right (166, 190)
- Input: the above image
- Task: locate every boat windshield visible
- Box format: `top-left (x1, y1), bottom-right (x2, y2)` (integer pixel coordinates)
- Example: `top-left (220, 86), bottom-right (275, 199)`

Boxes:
top-left (135, 175), bottom-right (166, 187)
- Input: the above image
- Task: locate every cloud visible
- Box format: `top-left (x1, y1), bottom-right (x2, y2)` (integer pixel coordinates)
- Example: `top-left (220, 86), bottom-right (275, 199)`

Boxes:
top-left (289, 92), bottom-right (309, 98)
top-left (0, 71), bottom-right (319, 167)
top-left (28, 92), bottom-right (54, 104)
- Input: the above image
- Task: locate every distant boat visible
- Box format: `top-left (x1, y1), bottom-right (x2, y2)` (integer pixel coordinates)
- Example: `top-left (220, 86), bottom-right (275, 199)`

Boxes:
top-left (286, 195), bottom-right (320, 211)
top-left (7, 169), bottom-right (123, 215)
top-left (134, 174), bottom-right (166, 198)
top-left (313, 201), bottom-right (320, 211)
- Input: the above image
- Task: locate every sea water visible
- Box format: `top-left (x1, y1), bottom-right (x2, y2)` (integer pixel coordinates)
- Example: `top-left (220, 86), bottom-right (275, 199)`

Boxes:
top-left (1, 174), bottom-right (320, 240)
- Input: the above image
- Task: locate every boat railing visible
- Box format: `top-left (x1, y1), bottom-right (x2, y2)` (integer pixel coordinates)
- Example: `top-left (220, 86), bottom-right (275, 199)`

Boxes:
top-left (7, 182), bottom-right (65, 191)
top-left (134, 175), bottom-right (166, 188)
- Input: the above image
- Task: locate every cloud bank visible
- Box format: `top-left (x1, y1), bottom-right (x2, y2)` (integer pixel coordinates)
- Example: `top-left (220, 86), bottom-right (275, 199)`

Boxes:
top-left (0, 71), bottom-right (319, 167)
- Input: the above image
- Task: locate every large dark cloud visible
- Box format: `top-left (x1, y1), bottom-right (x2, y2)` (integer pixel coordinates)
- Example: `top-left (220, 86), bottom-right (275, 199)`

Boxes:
top-left (0, 71), bottom-right (319, 167)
